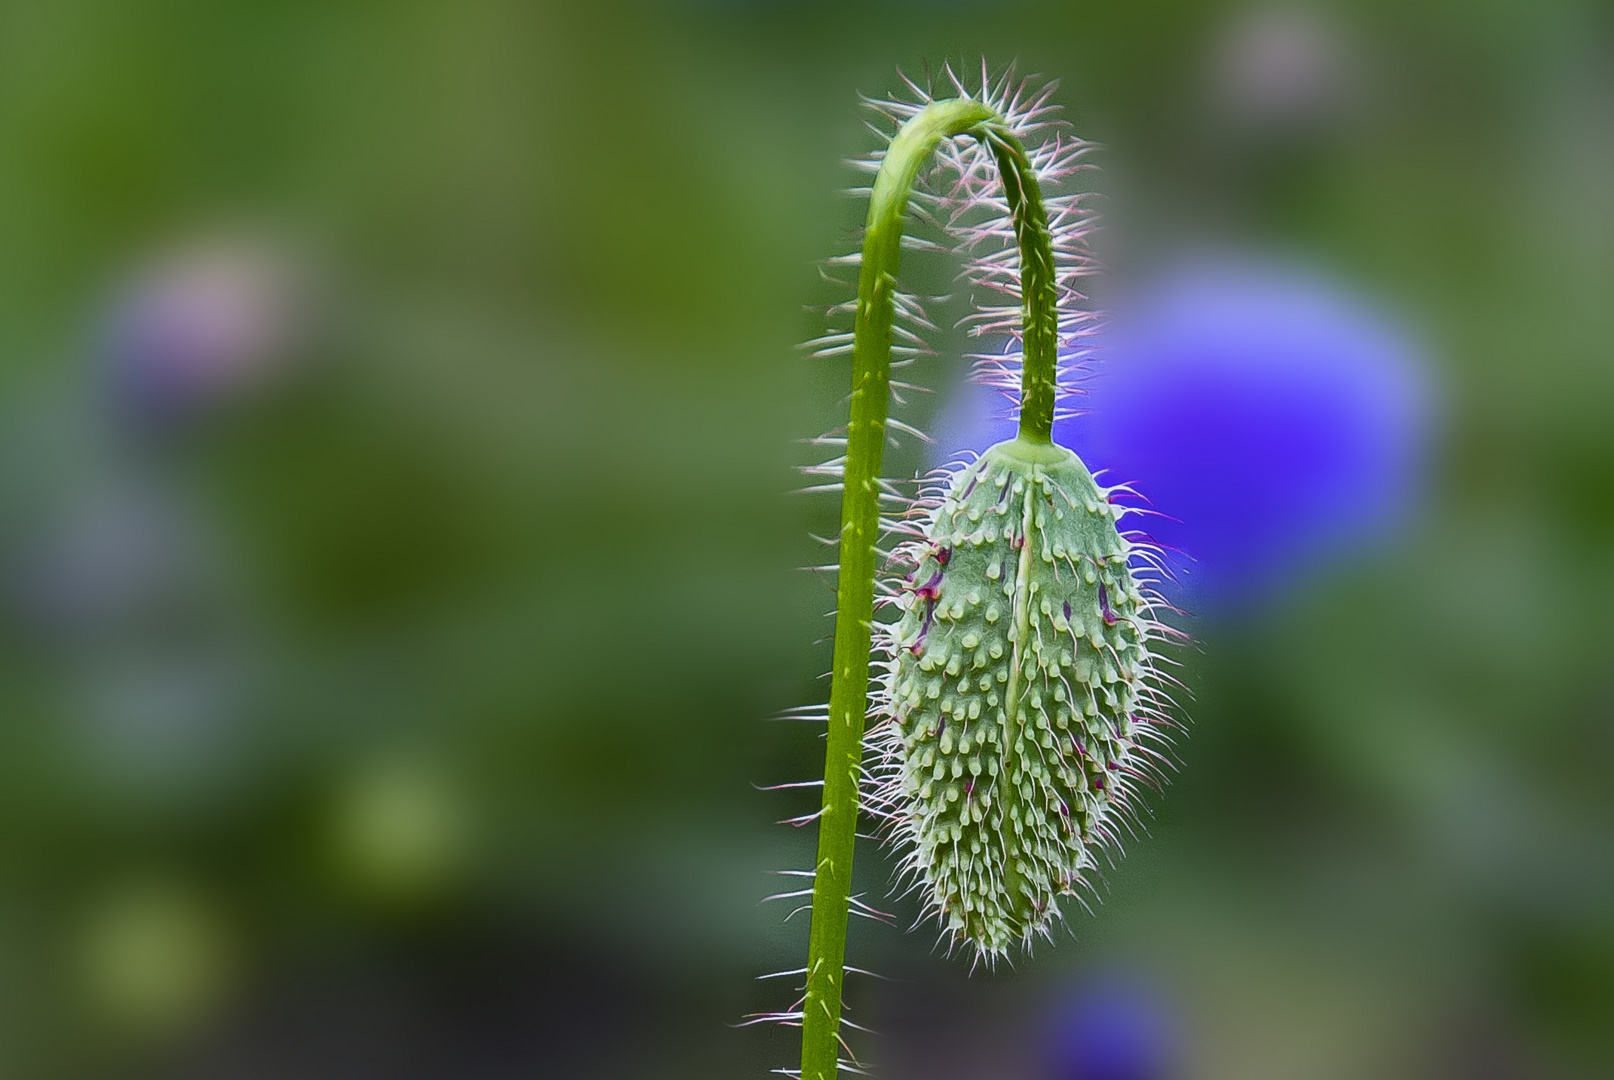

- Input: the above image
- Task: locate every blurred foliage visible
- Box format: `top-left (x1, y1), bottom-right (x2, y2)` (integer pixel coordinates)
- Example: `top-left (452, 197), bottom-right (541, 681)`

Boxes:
top-left (0, 1), bottom-right (1611, 1078)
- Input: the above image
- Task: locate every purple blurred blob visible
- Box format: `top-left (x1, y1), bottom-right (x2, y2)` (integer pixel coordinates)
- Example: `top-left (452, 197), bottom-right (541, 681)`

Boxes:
top-left (934, 258), bottom-right (1429, 610)
top-left (1208, 5), bottom-right (1359, 134)
top-left (1039, 973), bottom-right (1177, 1080)
top-left (98, 238), bottom-right (305, 429)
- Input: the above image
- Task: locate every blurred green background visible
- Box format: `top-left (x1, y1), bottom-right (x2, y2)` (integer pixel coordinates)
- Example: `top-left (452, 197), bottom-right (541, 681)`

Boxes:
top-left (0, 1), bottom-right (1611, 1077)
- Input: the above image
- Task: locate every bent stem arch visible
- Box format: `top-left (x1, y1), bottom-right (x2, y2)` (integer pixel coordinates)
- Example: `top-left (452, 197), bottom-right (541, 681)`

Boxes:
top-left (802, 96), bottom-right (1060, 1080)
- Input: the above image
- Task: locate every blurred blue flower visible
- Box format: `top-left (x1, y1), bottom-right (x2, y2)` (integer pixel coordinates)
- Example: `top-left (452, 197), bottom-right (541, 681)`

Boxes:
top-left (934, 257), bottom-right (1429, 611)
top-left (1039, 971), bottom-right (1177, 1080)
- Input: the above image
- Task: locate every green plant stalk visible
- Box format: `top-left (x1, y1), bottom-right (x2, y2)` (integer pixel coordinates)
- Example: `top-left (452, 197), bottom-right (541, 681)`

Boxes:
top-left (987, 132), bottom-right (1060, 445)
top-left (801, 97), bottom-right (1062, 1080)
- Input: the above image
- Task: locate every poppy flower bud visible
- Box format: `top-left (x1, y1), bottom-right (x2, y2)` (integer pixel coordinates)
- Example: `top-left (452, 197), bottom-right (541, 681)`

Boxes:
top-left (872, 437), bottom-right (1174, 958)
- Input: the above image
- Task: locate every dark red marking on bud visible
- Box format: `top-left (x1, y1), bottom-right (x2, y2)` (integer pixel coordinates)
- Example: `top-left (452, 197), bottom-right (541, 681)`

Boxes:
top-left (934, 545), bottom-right (951, 567)
top-left (913, 569), bottom-right (944, 601)
top-left (910, 610), bottom-right (936, 655)
top-left (1062, 600), bottom-right (1072, 623)
top-left (1098, 583), bottom-right (1118, 626)
top-left (908, 579), bottom-right (943, 655)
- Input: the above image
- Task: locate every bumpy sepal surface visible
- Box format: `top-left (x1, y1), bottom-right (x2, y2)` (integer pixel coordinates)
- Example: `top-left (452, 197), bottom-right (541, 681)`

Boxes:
top-left (877, 437), bottom-right (1155, 958)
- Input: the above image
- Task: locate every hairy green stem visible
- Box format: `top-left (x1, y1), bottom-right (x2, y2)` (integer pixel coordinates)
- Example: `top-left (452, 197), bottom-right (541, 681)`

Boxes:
top-left (988, 133), bottom-right (1061, 444)
top-left (801, 96), bottom-right (1060, 1080)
